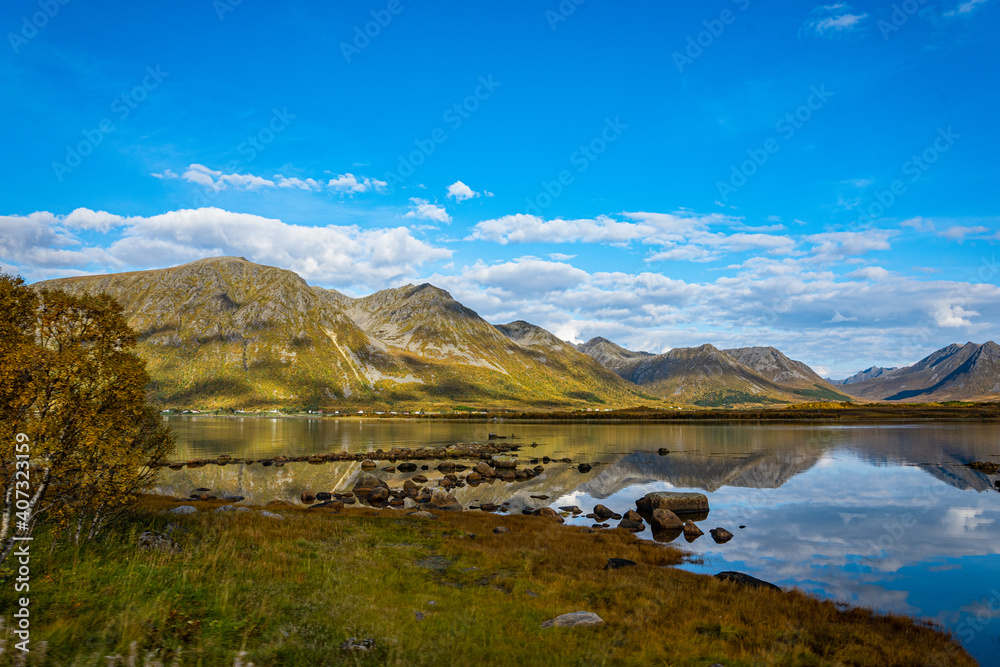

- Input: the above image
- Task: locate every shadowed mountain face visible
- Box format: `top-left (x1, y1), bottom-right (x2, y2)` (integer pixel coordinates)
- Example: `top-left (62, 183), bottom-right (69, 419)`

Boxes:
top-left (32, 257), bottom-right (643, 409)
top-left (837, 342), bottom-right (1000, 402)
top-left (578, 340), bottom-right (850, 406)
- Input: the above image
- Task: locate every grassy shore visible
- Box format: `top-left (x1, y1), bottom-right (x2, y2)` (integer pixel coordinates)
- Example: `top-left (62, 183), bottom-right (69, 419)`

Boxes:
top-left (0, 497), bottom-right (975, 666)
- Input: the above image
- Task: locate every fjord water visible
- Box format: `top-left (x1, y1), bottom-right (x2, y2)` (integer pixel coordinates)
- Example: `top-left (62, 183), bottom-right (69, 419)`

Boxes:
top-left (159, 417), bottom-right (1000, 663)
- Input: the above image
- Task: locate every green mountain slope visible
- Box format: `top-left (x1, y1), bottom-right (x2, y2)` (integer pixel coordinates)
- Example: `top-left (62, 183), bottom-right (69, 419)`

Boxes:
top-left (33, 257), bottom-right (648, 409)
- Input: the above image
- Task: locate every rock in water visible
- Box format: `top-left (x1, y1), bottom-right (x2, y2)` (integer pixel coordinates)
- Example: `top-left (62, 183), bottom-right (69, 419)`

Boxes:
top-left (623, 509), bottom-right (642, 522)
top-left (541, 611), bottom-right (605, 629)
top-left (593, 504), bottom-right (614, 520)
top-left (635, 491), bottom-right (709, 514)
top-left (649, 509), bottom-right (683, 530)
top-left (714, 571), bottom-right (780, 591)
top-left (682, 520), bottom-right (704, 537)
top-left (710, 527), bottom-right (734, 543)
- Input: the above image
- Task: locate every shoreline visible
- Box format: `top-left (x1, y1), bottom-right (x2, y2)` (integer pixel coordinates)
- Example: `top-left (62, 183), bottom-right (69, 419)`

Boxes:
top-left (159, 402), bottom-right (1000, 423)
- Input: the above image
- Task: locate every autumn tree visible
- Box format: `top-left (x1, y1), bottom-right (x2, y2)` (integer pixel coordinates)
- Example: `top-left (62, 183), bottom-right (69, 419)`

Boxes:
top-left (0, 274), bottom-right (173, 562)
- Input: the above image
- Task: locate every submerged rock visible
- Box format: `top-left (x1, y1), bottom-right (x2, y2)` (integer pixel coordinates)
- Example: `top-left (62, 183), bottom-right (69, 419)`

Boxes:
top-left (683, 520), bottom-right (704, 537)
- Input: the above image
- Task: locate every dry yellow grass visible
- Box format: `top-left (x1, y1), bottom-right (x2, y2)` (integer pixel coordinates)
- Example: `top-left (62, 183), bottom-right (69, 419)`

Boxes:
top-left (0, 495), bottom-right (975, 666)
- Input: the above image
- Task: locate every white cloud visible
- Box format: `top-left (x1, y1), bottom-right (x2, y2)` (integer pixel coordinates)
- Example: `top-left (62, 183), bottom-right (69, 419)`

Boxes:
top-left (804, 231), bottom-right (896, 261)
top-left (179, 164), bottom-right (275, 191)
top-left (404, 198), bottom-right (452, 224)
top-left (938, 225), bottom-right (989, 243)
top-left (932, 304), bottom-right (979, 327)
top-left (548, 253), bottom-right (577, 261)
top-left (469, 214), bottom-right (652, 245)
top-left (328, 173), bottom-right (387, 194)
top-left (901, 216), bottom-right (935, 232)
top-left (446, 181), bottom-right (480, 202)
top-left (154, 164), bottom-right (387, 195)
top-left (847, 266), bottom-right (891, 281)
top-left (944, 0), bottom-right (991, 15)
top-left (62, 208), bottom-right (126, 232)
top-left (1, 208), bottom-right (451, 289)
top-left (275, 175), bottom-right (323, 191)
top-left (804, 4), bottom-right (869, 35)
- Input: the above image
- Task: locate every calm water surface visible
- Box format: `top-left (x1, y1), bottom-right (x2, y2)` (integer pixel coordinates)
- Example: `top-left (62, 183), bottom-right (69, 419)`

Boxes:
top-left (159, 416), bottom-right (1000, 664)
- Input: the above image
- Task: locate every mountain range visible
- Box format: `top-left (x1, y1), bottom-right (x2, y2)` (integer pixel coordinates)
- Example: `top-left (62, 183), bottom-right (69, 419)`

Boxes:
top-left (31, 257), bottom-right (1000, 408)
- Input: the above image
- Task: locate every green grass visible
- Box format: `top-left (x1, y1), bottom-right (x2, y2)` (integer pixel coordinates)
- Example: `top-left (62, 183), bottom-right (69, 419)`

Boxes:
top-left (0, 497), bottom-right (975, 666)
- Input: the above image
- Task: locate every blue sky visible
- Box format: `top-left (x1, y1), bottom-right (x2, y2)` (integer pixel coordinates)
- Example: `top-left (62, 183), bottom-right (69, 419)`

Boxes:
top-left (2, 0), bottom-right (999, 376)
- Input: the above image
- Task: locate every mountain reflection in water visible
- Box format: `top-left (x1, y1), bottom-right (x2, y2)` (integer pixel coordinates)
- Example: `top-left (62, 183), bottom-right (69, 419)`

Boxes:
top-left (157, 418), bottom-right (1000, 664)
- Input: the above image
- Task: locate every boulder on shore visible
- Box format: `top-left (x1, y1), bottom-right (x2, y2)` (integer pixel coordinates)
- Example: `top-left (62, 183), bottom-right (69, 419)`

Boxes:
top-left (541, 611), bottom-right (605, 629)
top-left (635, 491), bottom-right (709, 515)
top-left (532, 507), bottom-right (564, 523)
top-left (422, 489), bottom-right (463, 512)
top-left (714, 571), bottom-right (780, 591)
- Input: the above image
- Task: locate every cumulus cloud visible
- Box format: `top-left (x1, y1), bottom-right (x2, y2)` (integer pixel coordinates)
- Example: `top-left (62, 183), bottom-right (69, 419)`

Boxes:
top-left (0, 207), bottom-right (451, 289)
top-left (804, 3), bottom-right (869, 35)
top-left (446, 181), bottom-right (481, 202)
top-left (404, 198), bottom-right (452, 224)
top-left (932, 304), bottom-right (979, 327)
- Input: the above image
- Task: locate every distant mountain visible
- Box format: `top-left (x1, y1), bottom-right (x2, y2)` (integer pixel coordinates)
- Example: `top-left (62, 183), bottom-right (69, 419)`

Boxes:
top-left (578, 339), bottom-right (850, 405)
top-left (837, 342), bottom-right (1000, 402)
top-left (32, 257), bottom-right (644, 409)
top-left (827, 366), bottom-right (900, 386)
